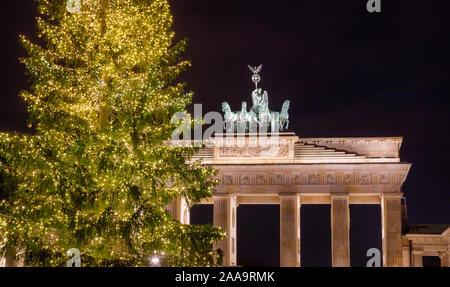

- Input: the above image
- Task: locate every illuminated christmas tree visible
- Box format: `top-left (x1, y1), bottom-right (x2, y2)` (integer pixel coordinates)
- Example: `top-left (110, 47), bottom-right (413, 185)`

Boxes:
top-left (0, 0), bottom-right (224, 267)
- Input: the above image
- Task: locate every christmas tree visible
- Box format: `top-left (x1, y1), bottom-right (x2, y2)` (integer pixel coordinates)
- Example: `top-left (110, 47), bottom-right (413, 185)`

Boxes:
top-left (0, 0), bottom-right (224, 267)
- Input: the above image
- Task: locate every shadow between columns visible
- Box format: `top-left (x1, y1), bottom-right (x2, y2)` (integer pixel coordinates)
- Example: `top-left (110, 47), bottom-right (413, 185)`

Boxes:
top-left (237, 205), bottom-right (280, 267)
top-left (190, 205), bottom-right (214, 225)
top-left (349, 205), bottom-right (382, 267)
top-left (301, 205), bottom-right (332, 267)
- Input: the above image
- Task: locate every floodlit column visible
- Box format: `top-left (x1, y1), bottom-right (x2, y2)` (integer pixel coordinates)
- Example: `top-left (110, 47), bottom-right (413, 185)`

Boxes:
top-left (439, 252), bottom-right (449, 267)
top-left (402, 241), bottom-right (411, 267)
top-left (381, 194), bottom-right (403, 267)
top-left (166, 199), bottom-right (178, 219)
top-left (331, 194), bottom-right (350, 267)
top-left (213, 194), bottom-right (237, 266)
top-left (1, 246), bottom-right (23, 267)
top-left (5, 255), bottom-right (17, 267)
top-left (179, 197), bottom-right (190, 225)
top-left (279, 193), bottom-right (301, 267)
top-left (0, 243), bottom-right (4, 267)
top-left (411, 249), bottom-right (423, 267)
top-left (167, 197), bottom-right (190, 224)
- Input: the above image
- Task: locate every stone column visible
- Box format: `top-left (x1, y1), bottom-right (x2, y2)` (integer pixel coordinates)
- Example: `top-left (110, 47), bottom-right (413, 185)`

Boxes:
top-left (5, 255), bottom-right (18, 267)
top-left (279, 194), bottom-right (301, 267)
top-left (167, 197), bottom-right (190, 224)
top-left (381, 194), bottom-right (403, 267)
top-left (439, 252), bottom-right (449, 267)
top-left (0, 245), bottom-right (23, 267)
top-left (179, 197), bottom-right (190, 225)
top-left (166, 199), bottom-right (178, 220)
top-left (331, 194), bottom-right (350, 267)
top-left (402, 238), bottom-right (411, 267)
top-left (213, 194), bottom-right (237, 266)
top-left (411, 249), bottom-right (423, 267)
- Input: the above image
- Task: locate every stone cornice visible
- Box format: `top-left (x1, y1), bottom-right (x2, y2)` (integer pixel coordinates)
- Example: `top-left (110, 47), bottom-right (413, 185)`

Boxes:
top-left (442, 227), bottom-right (450, 239)
top-left (300, 137), bottom-right (403, 158)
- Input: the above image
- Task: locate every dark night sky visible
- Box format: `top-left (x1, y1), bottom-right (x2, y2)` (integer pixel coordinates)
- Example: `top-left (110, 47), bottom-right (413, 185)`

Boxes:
top-left (1, 0), bottom-right (450, 266)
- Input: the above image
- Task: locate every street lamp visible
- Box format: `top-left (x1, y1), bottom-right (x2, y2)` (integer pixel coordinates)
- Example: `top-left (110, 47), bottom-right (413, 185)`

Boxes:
top-left (149, 250), bottom-right (161, 267)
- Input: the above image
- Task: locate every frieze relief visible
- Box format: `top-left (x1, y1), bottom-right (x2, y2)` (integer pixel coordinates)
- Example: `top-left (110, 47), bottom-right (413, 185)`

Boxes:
top-left (307, 174), bottom-right (319, 185)
top-left (291, 174), bottom-right (302, 185)
top-left (326, 173), bottom-right (337, 184)
top-left (343, 173), bottom-right (353, 184)
top-left (219, 171), bottom-right (404, 186)
top-left (360, 173), bottom-right (372, 185)
top-left (256, 175), bottom-right (268, 185)
top-left (379, 173), bottom-right (389, 184)
top-left (223, 175), bottom-right (234, 185)
top-left (274, 174), bottom-right (286, 185)
top-left (240, 175), bottom-right (253, 185)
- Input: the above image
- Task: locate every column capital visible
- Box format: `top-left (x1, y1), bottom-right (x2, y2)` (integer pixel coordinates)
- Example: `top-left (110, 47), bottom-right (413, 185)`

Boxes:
top-left (411, 250), bottom-right (424, 267)
top-left (381, 193), bottom-right (403, 199)
top-left (213, 194), bottom-right (236, 199)
top-left (279, 193), bottom-right (300, 198)
top-left (411, 246), bottom-right (424, 253)
top-left (331, 193), bottom-right (349, 199)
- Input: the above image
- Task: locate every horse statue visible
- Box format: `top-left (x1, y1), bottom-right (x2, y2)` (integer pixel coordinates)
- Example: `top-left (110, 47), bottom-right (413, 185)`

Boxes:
top-left (222, 102), bottom-right (237, 132)
top-left (221, 88), bottom-right (291, 133)
top-left (279, 100), bottom-right (290, 131)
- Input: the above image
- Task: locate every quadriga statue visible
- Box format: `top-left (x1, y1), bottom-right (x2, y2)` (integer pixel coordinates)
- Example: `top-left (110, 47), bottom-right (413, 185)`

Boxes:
top-left (221, 83), bottom-right (291, 132)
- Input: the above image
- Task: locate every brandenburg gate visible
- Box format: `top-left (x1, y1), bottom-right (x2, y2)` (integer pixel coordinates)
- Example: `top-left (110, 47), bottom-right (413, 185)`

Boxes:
top-left (169, 66), bottom-right (418, 267)
top-left (172, 133), bottom-right (411, 267)
top-left (160, 66), bottom-right (446, 268)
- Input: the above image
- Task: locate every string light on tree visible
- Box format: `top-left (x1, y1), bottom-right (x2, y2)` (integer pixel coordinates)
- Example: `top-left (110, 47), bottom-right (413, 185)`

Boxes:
top-left (0, 0), bottom-right (224, 267)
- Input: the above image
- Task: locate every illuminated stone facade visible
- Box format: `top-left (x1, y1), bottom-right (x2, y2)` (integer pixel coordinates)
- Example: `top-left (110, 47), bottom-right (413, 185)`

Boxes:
top-left (172, 133), bottom-right (450, 267)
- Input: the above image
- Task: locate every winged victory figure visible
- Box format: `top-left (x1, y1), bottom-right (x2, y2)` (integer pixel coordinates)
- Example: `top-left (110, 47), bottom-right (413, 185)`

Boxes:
top-left (248, 64), bottom-right (263, 74)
